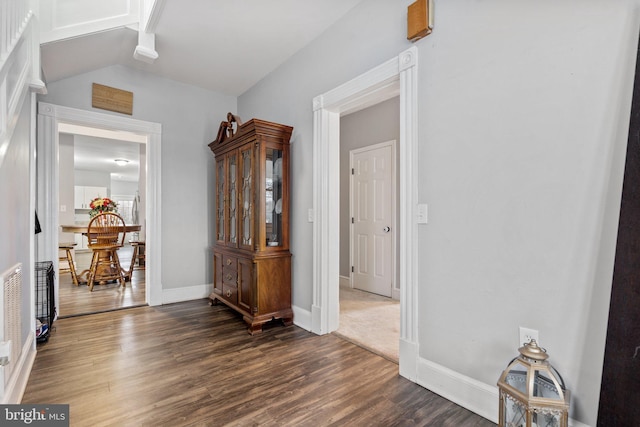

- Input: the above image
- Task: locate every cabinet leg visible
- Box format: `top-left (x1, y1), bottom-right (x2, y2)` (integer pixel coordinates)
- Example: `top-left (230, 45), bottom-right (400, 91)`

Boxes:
top-left (282, 317), bottom-right (294, 327)
top-left (247, 324), bottom-right (263, 335)
top-left (208, 292), bottom-right (221, 306)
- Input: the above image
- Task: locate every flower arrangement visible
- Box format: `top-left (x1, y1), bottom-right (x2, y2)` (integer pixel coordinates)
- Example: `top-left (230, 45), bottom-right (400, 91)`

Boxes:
top-left (88, 197), bottom-right (118, 218)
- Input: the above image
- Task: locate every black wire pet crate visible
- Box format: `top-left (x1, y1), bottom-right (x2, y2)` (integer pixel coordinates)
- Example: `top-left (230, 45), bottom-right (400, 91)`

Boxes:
top-left (35, 261), bottom-right (56, 342)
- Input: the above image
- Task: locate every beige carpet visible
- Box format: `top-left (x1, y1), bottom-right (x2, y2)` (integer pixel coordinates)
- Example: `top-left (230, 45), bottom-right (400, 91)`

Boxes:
top-left (334, 286), bottom-right (400, 363)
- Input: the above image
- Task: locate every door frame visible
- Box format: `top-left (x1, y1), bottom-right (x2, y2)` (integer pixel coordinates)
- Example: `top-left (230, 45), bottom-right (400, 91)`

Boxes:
top-left (37, 102), bottom-right (162, 309)
top-left (350, 140), bottom-right (398, 299)
top-left (311, 46), bottom-right (419, 380)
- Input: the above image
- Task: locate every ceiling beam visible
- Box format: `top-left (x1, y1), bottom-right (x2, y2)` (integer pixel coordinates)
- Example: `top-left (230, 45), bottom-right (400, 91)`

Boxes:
top-left (142, 0), bottom-right (165, 33)
top-left (133, 0), bottom-right (165, 63)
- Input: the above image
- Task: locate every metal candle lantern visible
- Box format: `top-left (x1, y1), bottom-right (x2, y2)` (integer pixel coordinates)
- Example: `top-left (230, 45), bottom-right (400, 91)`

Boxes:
top-left (497, 340), bottom-right (570, 427)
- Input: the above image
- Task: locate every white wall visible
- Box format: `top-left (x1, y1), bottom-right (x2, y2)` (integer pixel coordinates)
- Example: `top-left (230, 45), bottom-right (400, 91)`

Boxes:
top-left (111, 180), bottom-right (138, 197)
top-left (239, 0), bottom-right (411, 312)
top-left (74, 170), bottom-right (110, 190)
top-left (40, 65), bottom-right (237, 290)
top-left (238, 0), bottom-right (640, 425)
top-left (138, 143), bottom-right (147, 240)
top-left (58, 134), bottom-right (75, 244)
top-left (0, 95), bottom-right (34, 355)
top-left (0, 0), bottom-right (41, 403)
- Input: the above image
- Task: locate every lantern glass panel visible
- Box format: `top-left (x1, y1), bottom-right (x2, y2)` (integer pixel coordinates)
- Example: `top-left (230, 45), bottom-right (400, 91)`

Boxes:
top-left (504, 361), bottom-right (528, 394)
top-left (503, 395), bottom-right (526, 427)
top-left (532, 369), bottom-right (560, 399)
top-left (532, 410), bottom-right (561, 427)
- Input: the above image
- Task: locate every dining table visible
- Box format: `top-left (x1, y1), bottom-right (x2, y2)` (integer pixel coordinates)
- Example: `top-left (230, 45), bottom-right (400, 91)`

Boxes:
top-left (60, 223), bottom-right (142, 285)
top-left (60, 223), bottom-right (142, 234)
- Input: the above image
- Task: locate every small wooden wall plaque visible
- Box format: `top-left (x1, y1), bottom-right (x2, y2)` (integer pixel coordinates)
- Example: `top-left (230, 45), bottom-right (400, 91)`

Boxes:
top-left (407, 0), bottom-right (433, 42)
top-left (92, 83), bottom-right (133, 115)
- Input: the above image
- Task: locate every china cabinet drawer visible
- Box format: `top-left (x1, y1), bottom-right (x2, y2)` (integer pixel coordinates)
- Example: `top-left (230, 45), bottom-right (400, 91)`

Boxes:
top-left (222, 284), bottom-right (238, 304)
top-left (222, 254), bottom-right (238, 286)
top-left (222, 268), bottom-right (238, 286)
top-left (223, 255), bottom-right (237, 270)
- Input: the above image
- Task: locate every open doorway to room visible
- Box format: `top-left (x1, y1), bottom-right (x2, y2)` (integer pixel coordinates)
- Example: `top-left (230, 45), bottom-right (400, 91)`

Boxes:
top-left (334, 96), bottom-right (400, 363)
top-left (57, 129), bottom-right (147, 317)
top-left (311, 47), bottom-right (419, 379)
top-left (37, 102), bottom-right (162, 318)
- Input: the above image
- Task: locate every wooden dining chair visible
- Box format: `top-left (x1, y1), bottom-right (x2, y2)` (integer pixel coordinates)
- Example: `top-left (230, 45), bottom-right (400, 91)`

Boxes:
top-left (123, 239), bottom-right (145, 282)
top-left (86, 212), bottom-right (127, 291)
top-left (58, 242), bottom-right (79, 286)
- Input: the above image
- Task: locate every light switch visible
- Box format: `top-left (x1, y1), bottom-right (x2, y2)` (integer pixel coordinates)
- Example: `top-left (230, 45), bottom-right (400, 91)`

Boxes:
top-left (308, 209), bottom-right (315, 223)
top-left (60, 205), bottom-right (67, 212)
top-left (417, 204), bottom-right (428, 224)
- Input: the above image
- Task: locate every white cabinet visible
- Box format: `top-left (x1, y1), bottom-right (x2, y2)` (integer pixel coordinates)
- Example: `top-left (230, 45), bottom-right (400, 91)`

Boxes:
top-left (74, 186), bottom-right (108, 209)
top-left (74, 232), bottom-right (88, 250)
top-left (73, 187), bottom-right (85, 209)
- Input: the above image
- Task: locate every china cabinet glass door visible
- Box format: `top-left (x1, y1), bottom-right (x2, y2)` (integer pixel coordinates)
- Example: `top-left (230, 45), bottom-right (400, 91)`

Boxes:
top-left (265, 147), bottom-right (283, 248)
top-left (216, 159), bottom-right (225, 243)
top-left (239, 145), bottom-right (254, 250)
top-left (228, 153), bottom-right (238, 246)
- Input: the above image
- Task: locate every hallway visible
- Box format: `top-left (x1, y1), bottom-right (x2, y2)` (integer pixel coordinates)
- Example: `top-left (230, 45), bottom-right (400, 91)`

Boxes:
top-left (23, 300), bottom-right (494, 426)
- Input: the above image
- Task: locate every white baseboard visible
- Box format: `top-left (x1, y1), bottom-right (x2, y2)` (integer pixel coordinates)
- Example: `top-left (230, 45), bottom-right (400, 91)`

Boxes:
top-left (292, 304), bottom-right (311, 331)
top-left (162, 284), bottom-right (212, 304)
top-left (339, 275), bottom-right (350, 288)
top-left (3, 332), bottom-right (36, 404)
top-left (416, 356), bottom-right (498, 423)
top-left (569, 419), bottom-right (592, 427)
top-left (340, 275), bottom-right (400, 301)
top-left (415, 356), bottom-right (592, 427)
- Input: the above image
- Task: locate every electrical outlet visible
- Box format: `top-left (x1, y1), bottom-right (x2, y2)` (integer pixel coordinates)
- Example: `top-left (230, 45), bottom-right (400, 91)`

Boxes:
top-left (519, 327), bottom-right (539, 347)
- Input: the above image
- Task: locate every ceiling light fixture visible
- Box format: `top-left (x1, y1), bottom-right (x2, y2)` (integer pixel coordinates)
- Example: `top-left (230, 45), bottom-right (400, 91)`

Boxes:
top-left (114, 159), bottom-right (129, 166)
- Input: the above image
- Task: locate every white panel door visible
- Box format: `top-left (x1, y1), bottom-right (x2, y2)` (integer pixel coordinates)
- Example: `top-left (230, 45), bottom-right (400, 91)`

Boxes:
top-left (351, 141), bottom-right (395, 297)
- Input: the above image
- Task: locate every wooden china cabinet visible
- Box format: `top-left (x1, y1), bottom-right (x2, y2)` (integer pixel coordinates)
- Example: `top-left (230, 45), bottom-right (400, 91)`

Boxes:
top-left (208, 115), bottom-right (293, 334)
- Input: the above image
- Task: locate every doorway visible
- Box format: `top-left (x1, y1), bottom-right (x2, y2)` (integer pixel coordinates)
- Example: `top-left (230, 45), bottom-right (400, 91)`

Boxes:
top-left (335, 101), bottom-right (399, 363)
top-left (37, 102), bottom-right (162, 316)
top-left (311, 46), bottom-right (419, 380)
top-left (57, 130), bottom-right (146, 316)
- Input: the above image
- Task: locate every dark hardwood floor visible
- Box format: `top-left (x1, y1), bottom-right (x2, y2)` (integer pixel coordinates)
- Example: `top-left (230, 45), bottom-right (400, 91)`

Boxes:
top-left (23, 299), bottom-right (495, 426)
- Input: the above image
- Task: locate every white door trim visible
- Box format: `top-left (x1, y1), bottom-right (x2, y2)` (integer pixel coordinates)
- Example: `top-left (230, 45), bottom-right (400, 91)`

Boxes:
top-left (311, 46), bottom-right (419, 380)
top-left (37, 102), bottom-right (163, 309)
top-left (350, 140), bottom-right (397, 299)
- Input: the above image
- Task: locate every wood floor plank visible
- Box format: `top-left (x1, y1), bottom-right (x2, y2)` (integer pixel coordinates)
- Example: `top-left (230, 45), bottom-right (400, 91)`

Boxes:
top-left (23, 300), bottom-right (495, 426)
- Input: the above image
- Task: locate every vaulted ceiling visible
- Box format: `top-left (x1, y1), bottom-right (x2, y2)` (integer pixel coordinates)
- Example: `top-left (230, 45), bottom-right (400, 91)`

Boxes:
top-left (42, 1), bottom-right (365, 182)
top-left (40, 0), bottom-right (365, 96)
